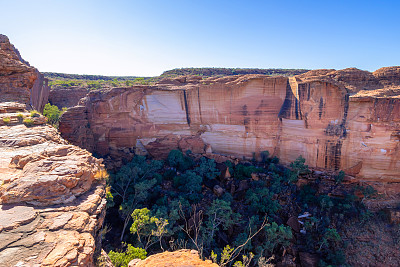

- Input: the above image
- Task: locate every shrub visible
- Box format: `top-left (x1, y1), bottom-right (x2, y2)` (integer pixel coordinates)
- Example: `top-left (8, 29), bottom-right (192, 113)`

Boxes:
top-left (108, 243), bottom-right (147, 267)
top-left (259, 222), bottom-right (293, 255)
top-left (335, 170), bottom-right (345, 184)
top-left (245, 187), bottom-right (280, 214)
top-left (43, 103), bottom-right (65, 127)
top-left (87, 80), bottom-right (102, 89)
top-left (290, 155), bottom-right (310, 176)
top-left (23, 118), bottom-right (34, 126)
top-left (173, 170), bottom-right (203, 202)
top-left (194, 157), bottom-right (220, 180)
top-left (17, 113), bottom-right (24, 122)
top-left (167, 150), bottom-right (193, 171)
top-left (2, 117), bottom-right (10, 124)
top-left (30, 110), bottom-right (40, 117)
top-left (234, 164), bottom-right (262, 180)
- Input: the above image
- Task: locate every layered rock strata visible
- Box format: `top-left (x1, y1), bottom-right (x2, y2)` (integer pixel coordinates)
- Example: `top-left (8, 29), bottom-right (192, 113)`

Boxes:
top-left (0, 34), bottom-right (49, 112)
top-left (60, 68), bottom-right (400, 208)
top-left (0, 35), bottom-right (106, 266)
top-left (48, 86), bottom-right (89, 109)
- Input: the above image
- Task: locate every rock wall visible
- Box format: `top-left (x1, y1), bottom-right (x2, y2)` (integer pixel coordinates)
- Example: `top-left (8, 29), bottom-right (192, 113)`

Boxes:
top-left (31, 70), bottom-right (50, 112)
top-left (60, 69), bottom-right (400, 208)
top-left (0, 34), bottom-right (49, 112)
top-left (0, 35), bottom-right (106, 266)
top-left (49, 86), bottom-right (90, 109)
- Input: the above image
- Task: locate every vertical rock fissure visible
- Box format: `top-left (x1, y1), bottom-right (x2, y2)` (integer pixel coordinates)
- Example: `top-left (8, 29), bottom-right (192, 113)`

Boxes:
top-left (319, 97), bottom-right (324, 119)
top-left (278, 79), bottom-right (293, 118)
top-left (197, 87), bottom-right (203, 124)
top-left (339, 93), bottom-right (349, 137)
top-left (183, 90), bottom-right (191, 126)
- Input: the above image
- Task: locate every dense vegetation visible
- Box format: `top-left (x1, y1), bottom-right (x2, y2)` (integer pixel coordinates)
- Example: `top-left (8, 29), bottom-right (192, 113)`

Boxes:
top-left (103, 150), bottom-right (377, 267)
top-left (160, 68), bottom-right (309, 78)
top-left (47, 77), bottom-right (153, 89)
top-left (43, 72), bottom-right (140, 81)
top-left (44, 68), bottom-right (309, 91)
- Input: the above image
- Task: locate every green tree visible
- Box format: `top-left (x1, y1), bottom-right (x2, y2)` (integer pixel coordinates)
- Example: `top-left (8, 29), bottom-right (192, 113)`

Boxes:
top-left (258, 222), bottom-right (292, 256)
top-left (195, 157), bottom-right (220, 180)
top-left (167, 149), bottom-right (193, 172)
top-left (43, 103), bottom-right (66, 127)
top-left (110, 155), bottom-right (162, 241)
top-left (108, 243), bottom-right (147, 267)
top-left (130, 208), bottom-right (168, 250)
top-left (203, 199), bottom-right (240, 248)
top-left (174, 170), bottom-right (203, 202)
top-left (335, 170), bottom-right (346, 184)
top-left (290, 155), bottom-right (310, 176)
top-left (245, 187), bottom-right (280, 214)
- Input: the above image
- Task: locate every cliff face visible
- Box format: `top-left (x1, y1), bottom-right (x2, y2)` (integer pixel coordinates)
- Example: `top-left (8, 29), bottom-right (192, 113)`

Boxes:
top-left (60, 69), bottom-right (400, 208)
top-left (0, 34), bottom-right (49, 112)
top-left (48, 86), bottom-right (89, 109)
top-left (0, 35), bottom-right (106, 266)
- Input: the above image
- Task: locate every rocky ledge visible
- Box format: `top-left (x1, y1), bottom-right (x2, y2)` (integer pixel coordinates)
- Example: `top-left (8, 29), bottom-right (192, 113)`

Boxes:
top-left (129, 250), bottom-right (218, 267)
top-left (0, 102), bottom-right (107, 266)
top-left (0, 34), bottom-right (106, 266)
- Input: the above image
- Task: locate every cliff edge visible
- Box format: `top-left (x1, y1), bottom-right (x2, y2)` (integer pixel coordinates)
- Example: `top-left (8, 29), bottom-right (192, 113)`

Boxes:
top-left (0, 35), bottom-right (107, 266)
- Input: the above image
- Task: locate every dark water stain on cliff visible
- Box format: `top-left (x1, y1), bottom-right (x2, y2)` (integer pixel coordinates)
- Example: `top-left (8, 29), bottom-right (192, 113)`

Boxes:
top-left (183, 90), bottom-right (191, 126)
top-left (323, 92), bottom-right (350, 170)
top-left (242, 104), bottom-right (251, 131)
top-left (324, 93), bottom-right (349, 138)
top-left (319, 97), bottom-right (324, 119)
top-left (197, 87), bottom-right (203, 124)
top-left (324, 140), bottom-right (343, 170)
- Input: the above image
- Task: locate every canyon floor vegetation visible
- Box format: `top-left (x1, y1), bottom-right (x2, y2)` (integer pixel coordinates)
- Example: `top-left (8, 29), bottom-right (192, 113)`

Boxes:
top-left (101, 150), bottom-right (385, 267)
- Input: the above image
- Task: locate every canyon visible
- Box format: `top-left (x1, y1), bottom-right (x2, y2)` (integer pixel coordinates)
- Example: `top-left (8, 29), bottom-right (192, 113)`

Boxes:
top-left (59, 66), bottom-right (400, 211)
top-left (1, 31), bottom-right (400, 266)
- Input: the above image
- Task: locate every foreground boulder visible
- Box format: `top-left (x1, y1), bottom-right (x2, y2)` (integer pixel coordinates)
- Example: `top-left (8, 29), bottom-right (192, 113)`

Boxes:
top-left (128, 250), bottom-right (218, 267)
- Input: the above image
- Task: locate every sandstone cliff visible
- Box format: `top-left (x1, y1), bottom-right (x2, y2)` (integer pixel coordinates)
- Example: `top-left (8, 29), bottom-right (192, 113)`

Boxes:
top-left (60, 68), bottom-right (400, 209)
top-left (128, 249), bottom-right (218, 267)
top-left (0, 34), bottom-right (49, 112)
top-left (0, 35), bottom-right (106, 266)
top-left (48, 86), bottom-right (90, 109)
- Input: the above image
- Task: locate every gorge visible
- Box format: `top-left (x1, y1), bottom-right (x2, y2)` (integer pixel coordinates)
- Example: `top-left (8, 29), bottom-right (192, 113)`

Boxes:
top-left (58, 66), bottom-right (400, 211)
top-left (1, 33), bottom-right (400, 266)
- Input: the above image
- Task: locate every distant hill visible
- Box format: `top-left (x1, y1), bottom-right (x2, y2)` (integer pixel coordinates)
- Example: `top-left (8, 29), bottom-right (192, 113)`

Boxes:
top-left (44, 68), bottom-right (311, 89)
top-left (44, 68), bottom-right (310, 82)
top-left (43, 72), bottom-right (140, 81)
top-left (160, 67), bottom-right (310, 78)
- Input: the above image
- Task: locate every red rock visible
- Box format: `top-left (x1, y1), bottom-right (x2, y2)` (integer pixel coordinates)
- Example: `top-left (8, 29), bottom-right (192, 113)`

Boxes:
top-left (0, 35), bottom-right (106, 267)
top-left (286, 216), bottom-right (301, 233)
top-left (213, 185), bottom-right (225, 197)
top-left (0, 34), bottom-right (49, 111)
top-left (49, 86), bottom-right (89, 109)
top-left (133, 249), bottom-right (218, 267)
top-left (59, 68), bottom-right (400, 208)
top-left (299, 252), bottom-right (319, 267)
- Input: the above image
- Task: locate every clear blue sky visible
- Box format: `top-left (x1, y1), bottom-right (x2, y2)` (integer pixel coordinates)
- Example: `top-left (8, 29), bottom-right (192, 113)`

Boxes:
top-left (1, 0), bottom-right (399, 76)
